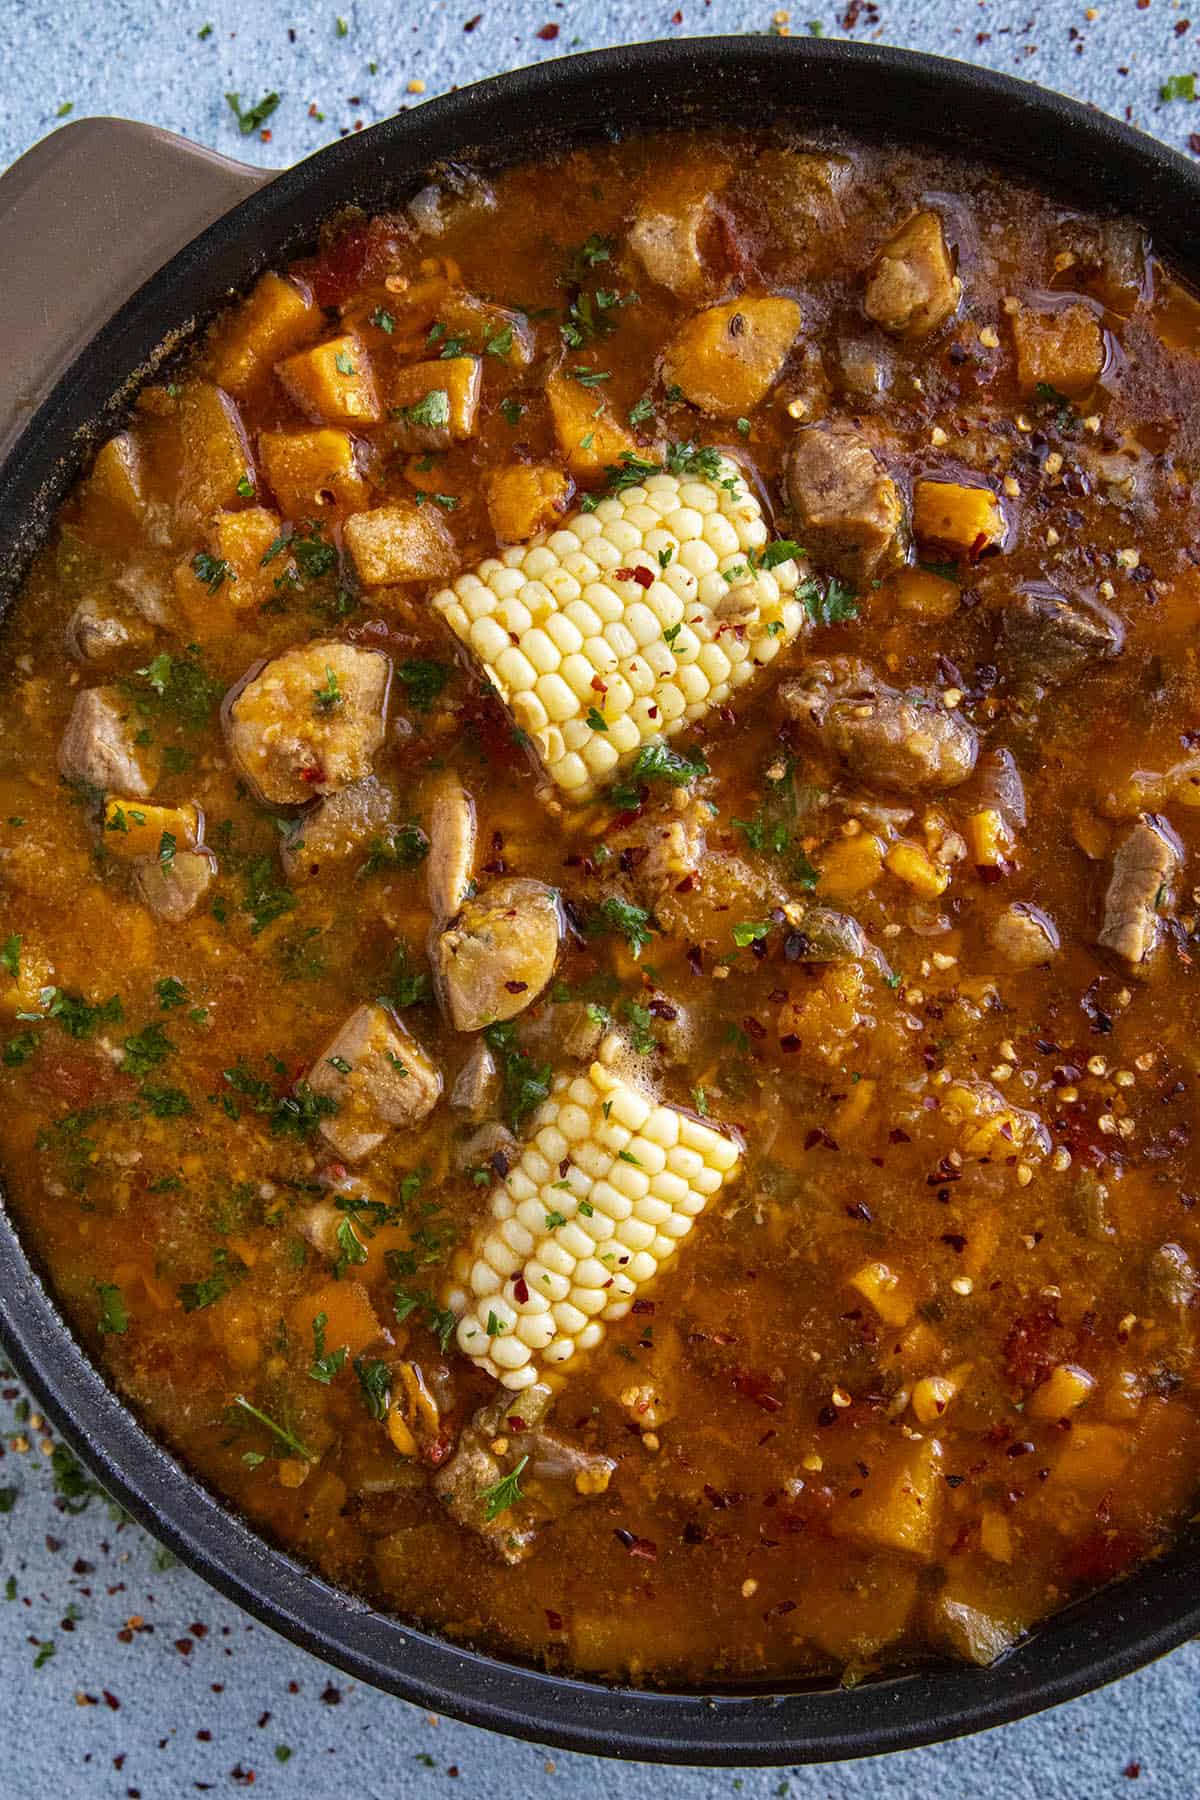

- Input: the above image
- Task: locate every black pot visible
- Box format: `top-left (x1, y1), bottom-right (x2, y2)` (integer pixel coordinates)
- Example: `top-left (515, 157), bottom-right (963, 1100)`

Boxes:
top-left (1, 34), bottom-right (1197, 1767)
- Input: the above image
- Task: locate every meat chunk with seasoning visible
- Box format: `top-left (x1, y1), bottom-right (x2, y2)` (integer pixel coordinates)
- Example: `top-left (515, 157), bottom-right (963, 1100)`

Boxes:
top-left (1098, 814), bottom-right (1180, 975)
top-left (779, 658), bottom-right (978, 793)
top-left (225, 641), bottom-right (391, 805)
top-left (864, 211), bottom-right (962, 338)
top-left (998, 587), bottom-right (1124, 686)
top-left (307, 1001), bottom-right (443, 1162)
top-left (784, 425), bottom-right (903, 583)
top-left (58, 686), bottom-right (155, 798)
top-left (131, 848), bottom-right (217, 923)
top-left (65, 603), bottom-right (133, 664)
top-left (988, 901), bottom-right (1060, 970)
top-left (433, 876), bottom-right (562, 1033)
top-left (433, 1382), bottom-right (555, 1564)
top-left (281, 775), bottom-right (398, 881)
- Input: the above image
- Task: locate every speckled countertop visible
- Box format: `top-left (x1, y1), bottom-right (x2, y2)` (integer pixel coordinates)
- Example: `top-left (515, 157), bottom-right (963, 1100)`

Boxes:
top-left (2, 2), bottom-right (1200, 1795)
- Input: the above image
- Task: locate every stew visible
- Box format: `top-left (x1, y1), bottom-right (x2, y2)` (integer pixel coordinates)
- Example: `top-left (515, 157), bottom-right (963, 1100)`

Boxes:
top-left (4, 127), bottom-right (1200, 1685)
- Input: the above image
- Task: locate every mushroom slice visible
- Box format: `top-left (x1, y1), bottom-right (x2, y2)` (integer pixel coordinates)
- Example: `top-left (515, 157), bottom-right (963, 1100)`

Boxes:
top-left (426, 775), bottom-right (477, 927)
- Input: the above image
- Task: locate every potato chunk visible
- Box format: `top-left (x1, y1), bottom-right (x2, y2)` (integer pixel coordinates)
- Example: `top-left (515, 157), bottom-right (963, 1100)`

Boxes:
top-left (173, 506), bottom-right (288, 628)
top-left (663, 296), bottom-right (801, 417)
top-left (212, 271), bottom-right (320, 396)
top-left (864, 210), bottom-right (962, 338)
top-left (484, 463), bottom-right (573, 543)
top-left (545, 368), bottom-right (638, 479)
top-left (226, 641), bottom-right (391, 804)
top-left (259, 428), bottom-right (368, 519)
top-left (433, 876), bottom-right (562, 1031)
top-left (58, 687), bottom-right (155, 799)
top-left (385, 357), bottom-right (481, 451)
top-left (912, 479), bottom-right (1005, 556)
top-left (1010, 301), bottom-right (1105, 398)
top-left (275, 332), bottom-right (382, 425)
top-left (343, 502), bottom-right (457, 588)
top-left (102, 799), bottom-right (200, 861)
top-left (307, 1001), bottom-right (443, 1162)
top-left (832, 1435), bottom-right (943, 1558)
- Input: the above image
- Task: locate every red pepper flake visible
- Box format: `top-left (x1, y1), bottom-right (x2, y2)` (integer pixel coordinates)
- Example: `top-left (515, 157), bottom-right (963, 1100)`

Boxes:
top-left (513, 1275), bottom-right (530, 1304)
top-left (464, 12), bottom-right (482, 28)
top-left (536, 22), bottom-right (560, 38)
top-left (545, 1608), bottom-right (565, 1631)
top-left (632, 1297), bottom-right (655, 1315)
top-left (299, 765), bottom-right (324, 784)
top-left (320, 1684), bottom-right (342, 1705)
top-left (1190, 133), bottom-right (1200, 155)
top-left (504, 979), bottom-right (528, 993)
top-left (174, 1638), bottom-right (193, 1656)
top-left (779, 1033), bottom-right (801, 1053)
top-left (1124, 1764), bottom-right (1142, 1780)
top-left (507, 1415), bottom-right (527, 1433)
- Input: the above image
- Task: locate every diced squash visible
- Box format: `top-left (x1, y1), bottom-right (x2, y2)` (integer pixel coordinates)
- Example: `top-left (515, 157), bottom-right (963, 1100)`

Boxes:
top-left (663, 296), bottom-right (801, 417)
top-left (800, 1559), bottom-right (919, 1663)
top-left (848, 1260), bottom-right (913, 1327)
top-left (965, 806), bottom-right (1014, 869)
top-left (102, 799), bottom-right (200, 861)
top-left (289, 1279), bottom-right (382, 1358)
top-left (80, 433), bottom-right (145, 529)
top-left (1051, 1422), bottom-right (1132, 1493)
top-left (885, 838), bottom-right (950, 898)
top-left (212, 271), bottom-right (321, 396)
top-left (386, 357), bottom-right (481, 450)
top-left (435, 296), bottom-right (535, 367)
top-left (545, 367), bottom-right (638, 479)
top-left (175, 382), bottom-right (255, 526)
top-left (776, 962), bottom-right (866, 1062)
top-left (892, 565), bottom-right (960, 620)
top-left (173, 506), bottom-right (289, 627)
top-left (833, 1435), bottom-right (943, 1558)
top-left (833, 1076), bottom-right (876, 1135)
top-left (817, 831), bottom-right (884, 901)
top-left (1010, 302), bottom-right (1105, 398)
top-left (1028, 1363), bottom-right (1096, 1421)
top-left (343, 502), bottom-right (458, 588)
top-left (979, 1509), bottom-right (1014, 1564)
top-left (484, 462), bottom-right (573, 542)
top-left (913, 479), bottom-right (1005, 556)
top-left (259, 428), bottom-right (368, 518)
top-left (276, 333), bottom-right (382, 425)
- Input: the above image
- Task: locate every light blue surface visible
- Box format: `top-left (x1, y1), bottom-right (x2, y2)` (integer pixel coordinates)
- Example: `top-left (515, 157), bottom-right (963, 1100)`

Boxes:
top-left (2, 2), bottom-right (1199, 1794)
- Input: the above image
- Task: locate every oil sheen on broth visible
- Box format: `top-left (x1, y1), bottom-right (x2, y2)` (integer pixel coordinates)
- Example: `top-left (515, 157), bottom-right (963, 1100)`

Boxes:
top-left (3, 129), bottom-right (1200, 1686)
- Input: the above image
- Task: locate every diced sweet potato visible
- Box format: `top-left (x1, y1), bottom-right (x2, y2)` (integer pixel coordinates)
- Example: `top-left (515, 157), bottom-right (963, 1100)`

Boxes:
top-left (289, 1278), bottom-right (383, 1358)
top-left (800, 1558), bottom-right (919, 1663)
top-left (484, 463), bottom-right (573, 542)
top-left (663, 296), bottom-right (801, 417)
top-left (175, 381), bottom-right (255, 526)
top-left (275, 333), bottom-right (382, 426)
top-left (1028, 1363), bottom-right (1096, 1421)
top-left (832, 1435), bottom-right (943, 1558)
top-left (848, 1260), bottom-right (914, 1327)
top-left (385, 357), bottom-right (481, 450)
top-left (102, 799), bottom-right (200, 861)
top-left (343, 502), bottom-right (458, 588)
top-left (885, 838), bottom-right (950, 899)
top-left (173, 506), bottom-right (289, 628)
top-left (817, 831), bottom-right (884, 901)
top-left (776, 961), bottom-right (866, 1062)
top-left (1010, 302), bottom-right (1105, 398)
top-left (259, 428), bottom-right (368, 519)
top-left (545, 367), bottom-right (638, 479)
top-left (79, 433), bottom-right (145, 531)
top-left (212, 271), bottom-right (321, 396)
top-left (912, 479), bottom-right (1005, 557)
top-left (865, 211), bottom-right (962, 338)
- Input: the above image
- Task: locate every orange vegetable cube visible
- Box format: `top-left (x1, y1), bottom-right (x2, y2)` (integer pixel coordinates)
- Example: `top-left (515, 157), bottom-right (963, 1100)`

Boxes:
top-left (212, 271), bottom-right (321, 396)
top-left (848, 1260), bottom-right (914, 1327)
top-left (663, 295), bottom-right (801, 416)
top-left (259, 428), bottom-right (368, 519)
top-left (343, 501), bottom-right (458, 587)
top-left (885, 838), bottom-right (950, 898)
top-left (102, 799), bottom-right (200, 861)
top-left (832, 1435), bottom-right (943, 1558)
top-left (386, 357), bottom-right (481, 450)
top-left (80, 433), bottom-right (145, 529)
top-left (893, 565), bottom-right (960, 620)
top-left (173, 506), bottom-right (289, 626)
top-left (545, 367), bottom-right (638, 479)
top-left (276, 333), bottom-right (382, 425)
top-left (817, 831), bottom-right (883, 901)
top-left (484, 463), bottom-right (573, 542)
top-left (1010, 302), bottom-right (1105, 398)
top-left (174, 381), bottom-right (255, 526)
top-left (912, 479), bottom-right (1006, 557)
top-left (289, 1279), bottom-right (382, 1358)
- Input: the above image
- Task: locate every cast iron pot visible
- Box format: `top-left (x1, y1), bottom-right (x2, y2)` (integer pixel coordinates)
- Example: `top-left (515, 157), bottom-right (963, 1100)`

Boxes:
top-left (1, 34), bottom-right (1198, 1767)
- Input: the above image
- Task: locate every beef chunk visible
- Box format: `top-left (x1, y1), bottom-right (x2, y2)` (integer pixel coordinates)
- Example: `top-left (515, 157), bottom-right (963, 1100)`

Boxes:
top-left (864, 211), bottom-right (961, 339)
top-left (58, 686), bottom-right (155, 799)
top-left (226, 641), bottom-right (390, 805)
top-left (779, 658), bottom-right (978, 793)
top-left (999, 587), bottom-right (1124, 686)
top-left (307, 1001), bottom-right (442, 1161)
top-left (784, 425), bottom-right (903, 583)
top-left (1098, 814), bottom-right (1180, 975)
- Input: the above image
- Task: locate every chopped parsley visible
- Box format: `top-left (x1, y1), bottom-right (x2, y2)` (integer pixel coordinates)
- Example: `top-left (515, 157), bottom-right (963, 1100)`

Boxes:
top-left (396, 659), bottom-right (451, 712)
top-left (499, 397), bottom-right (523, 427)
top-left (609, 739), bottom-right (708, 807)
top-left (127, 648), bottom-right (221, 728)
top-left (225, 91), bottom-right (281, 136)
top-left (96, 1282), bottom-right (129, 1336)
top-left (313, 665), bottom-right (343, 711)
top-left (370, 306), bottom-right (395, 333)
top-left (230, 1394), bottom-right (315, 1462)
top-left (155, 976), bottom-right (188, 1010)
top-left (191, 551), bottom-right (235, 595)
top-left (397, 388), bottom-right (451, 431)
top-left (479, 1454), bottom-right (529, 1521)
top-left (798, 574), bottom-right (859, 627)
top-left (381, 939), bottom-right (433, 1010)
top-left (308, 1312), bottom-right (349, 1384)
top-left (588, 896), bottom-right (657, 959)
top-left (354, 1356), bottom-right (391, 1419)
top-left (393, 1287), bottom-right (456, 1351)
top-left (1161, 72), bottom-right (1197, 101)
top-left (732, 920), bottom-right (770, 948)
top-left (0, 934), bottom-right (20, 978)
top-left (484, 1018), bottom-right (552, 1134)
top-left (363, 822), bottom-right (430, 875)
top-left (241, 856), bottom-right (296, 936)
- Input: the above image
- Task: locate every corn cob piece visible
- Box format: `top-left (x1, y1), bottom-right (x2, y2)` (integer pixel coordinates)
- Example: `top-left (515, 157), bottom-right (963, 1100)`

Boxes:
top-left (431, 459), bottom-right (803, 802)
top-left (445, 1045), bottom-right (741, 1390)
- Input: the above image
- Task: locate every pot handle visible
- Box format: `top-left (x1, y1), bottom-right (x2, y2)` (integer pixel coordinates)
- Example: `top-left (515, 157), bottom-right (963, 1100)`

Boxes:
top-left (0, 117), bottom-right (277, 462)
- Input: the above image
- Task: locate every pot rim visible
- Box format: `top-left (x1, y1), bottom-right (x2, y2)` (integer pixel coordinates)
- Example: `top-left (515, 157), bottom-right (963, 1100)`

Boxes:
top-left (2, 33), bottom-right (1200, 1765)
